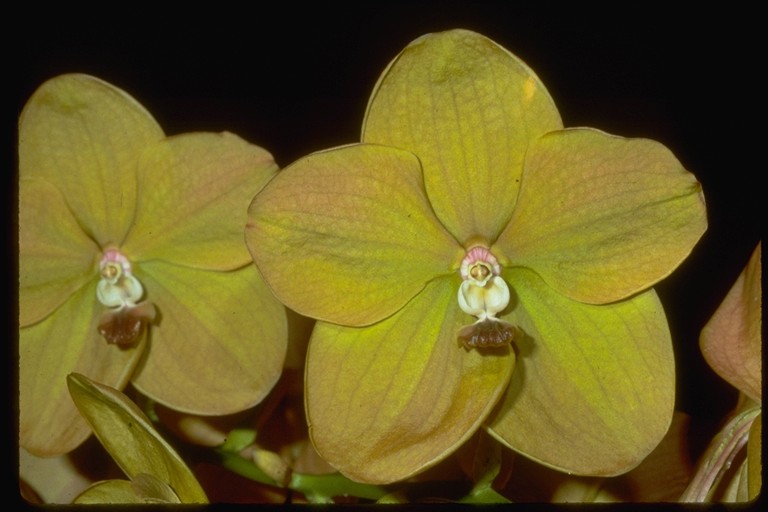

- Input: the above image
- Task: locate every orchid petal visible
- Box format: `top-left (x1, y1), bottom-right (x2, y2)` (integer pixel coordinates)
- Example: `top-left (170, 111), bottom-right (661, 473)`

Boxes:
top-left (306, 277), bottom-right (515, 484)
top-left (19, 177), bottom-right (100, 326)
top-left (67, 373), bottom-right (207, 503)
top-left (488, 267), bottom-right (674, 476)
top-left (363, 29), bottom-right (562, 243)
top-left (494, 128), bottom-right (706, 303)
top-left (18, 74), bottom-right (164, 246)
top-left (19, 280), bottom-right (146, 456)
top-left (122, 132), bottom-right (277, 270)
top-left (130, 261), bottom-right (287, 414)
top-left (246, 143), bottom-right (461, 326)
top-left (700, 243), bottom-right (762, 402)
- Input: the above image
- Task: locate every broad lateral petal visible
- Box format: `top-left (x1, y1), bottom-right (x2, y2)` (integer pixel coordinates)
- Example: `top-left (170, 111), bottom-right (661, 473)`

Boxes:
top-left (130, 261), bottom-right (287, 415)
top-left (67, 373), bottom-right (207, 503)
top-left (19, 177), bottom-right (100, 326)
top-left (18, 74), bottom-right (164, 246)
top-left (246, 143), bottom-right (462, 327)
top-left (488, 267), bottom-right (674, 476)
top-left (363, 29), bottom-right (563, 243)
top-left (700, 243), bottom-right (761, 402)
top-left (495, 128), bottom-right (706, 303)
top-left (123, 132), bottom-right (278, 270)
top-left (19, 281), bottom-right (146, 456)
top-left (306, 277), bottom-right (515, 484)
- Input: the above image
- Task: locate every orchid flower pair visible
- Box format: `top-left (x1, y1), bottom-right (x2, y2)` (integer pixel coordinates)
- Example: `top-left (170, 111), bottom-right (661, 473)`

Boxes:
top-left (19, 29), bottom-right (707, 487)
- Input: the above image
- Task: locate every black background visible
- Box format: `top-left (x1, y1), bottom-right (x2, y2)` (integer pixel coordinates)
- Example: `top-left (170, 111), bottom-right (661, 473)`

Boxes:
top-left (12, 5), bottom-right (761, 440)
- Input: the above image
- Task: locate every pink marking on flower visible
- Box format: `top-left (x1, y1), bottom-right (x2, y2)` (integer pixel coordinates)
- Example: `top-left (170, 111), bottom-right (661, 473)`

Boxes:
top-left (100, 248), bottom-right (132, 274)
top-left (460, 246), bottom-right (501, 280)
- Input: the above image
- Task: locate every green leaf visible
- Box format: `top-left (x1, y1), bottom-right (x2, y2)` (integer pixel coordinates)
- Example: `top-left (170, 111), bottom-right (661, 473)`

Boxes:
top-left (488, 267), bottom-right (675, 476)
top-left (73, 475), bottom-right (182, 504)
top-left (747, 411), bottom-right (761, 500)
top-left (131, 473), bottom-right (182, 503)
top-left (74, 480), bottom-right (145, 504)
top-left (66, 373), bottom-right (208, 503)
top-left (680, 405), bottom-right (760, 502)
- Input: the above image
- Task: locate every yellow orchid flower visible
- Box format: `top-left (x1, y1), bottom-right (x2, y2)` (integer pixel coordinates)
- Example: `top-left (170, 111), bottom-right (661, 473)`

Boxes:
top-left (246, 29), bottom-right (708, 484)
top-left (19, 74), bottom-right (288, 457)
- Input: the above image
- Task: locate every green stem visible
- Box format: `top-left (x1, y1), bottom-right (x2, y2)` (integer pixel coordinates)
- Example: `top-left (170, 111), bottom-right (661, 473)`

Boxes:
top-left (459, 485), bottom-right (511, 504)
top-left (216, 448), bottom-right (388, 502)
top-left (289, 472), bottom-right (388, 502)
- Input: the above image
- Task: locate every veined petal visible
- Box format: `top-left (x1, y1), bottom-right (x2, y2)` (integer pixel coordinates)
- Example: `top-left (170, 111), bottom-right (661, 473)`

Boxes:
top-left (363, 29), bottom-right (562, 243)
top-left (67, 373), bottom-right (207, 503)
top-left (19, 177), bottom-right (100, 326)
top-left (19, 74), bottom-right (164, 246)
top-left (306, 277), bottom-right (515, 484)
top-left (246, 143), bottom-right (461, 326)
top-left (122, 132), bottom-right (277, 270)
top-left (700, 243), bottom-right (761, 402)
top-left (487, 268), bottom-right (674, 476)
top-left (494, 128), bottom-right (706, 303)
top-left (130, 261), bottom-right (287, 414)
top-left (19, 280), bottom-right (146, 456)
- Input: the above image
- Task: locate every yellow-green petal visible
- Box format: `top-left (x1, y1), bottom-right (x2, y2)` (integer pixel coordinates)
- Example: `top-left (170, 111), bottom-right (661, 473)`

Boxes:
top-left (67, 373), bottom-right (207, 503)
top-left (20, 280), bottom-right (146, 456)
top-left (494, 128), bottom-right (706, 304)
top-left (122, 132), bottom-right (277, 270)
top-left (363, 29), bottom-right (562, 243)
top-left (246, 143), bottom-right (461, 326)
top-left (130, 261), bottom-right (287, 414)
top-left (19, 177), bottom-right (100, 326)
top-left (488, 268), bottom-right (674, 476)
top-left (700, 243), bottom-right (761, 402)
top-left (306, 277), bottom-right (515, 484)
top-left (19, 74), bottom-right (164, 246)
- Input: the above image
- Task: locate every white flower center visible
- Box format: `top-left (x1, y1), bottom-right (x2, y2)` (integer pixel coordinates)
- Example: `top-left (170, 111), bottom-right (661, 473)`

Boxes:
top-left (457, 246), bottom-right (517, 350)
top-left (97, 249), bottom-right (144, 308)
top-left (95, 249), bottom-right (156, 346)
top-left (457, 246), bottom-right (509, 320)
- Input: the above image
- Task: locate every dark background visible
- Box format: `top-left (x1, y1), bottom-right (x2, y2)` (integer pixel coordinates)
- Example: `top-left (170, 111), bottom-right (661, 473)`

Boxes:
top-left (13, 5), bottom-right (761, 438)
